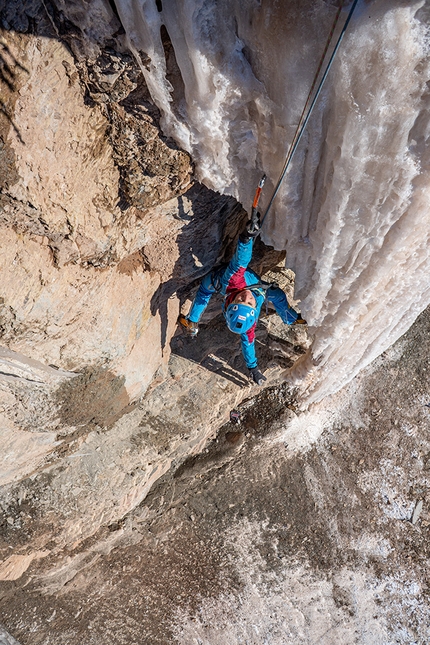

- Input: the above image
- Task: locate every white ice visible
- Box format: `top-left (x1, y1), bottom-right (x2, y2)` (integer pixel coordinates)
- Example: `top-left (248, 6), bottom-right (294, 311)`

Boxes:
top-left (114, 0), bottom-right (430, 402)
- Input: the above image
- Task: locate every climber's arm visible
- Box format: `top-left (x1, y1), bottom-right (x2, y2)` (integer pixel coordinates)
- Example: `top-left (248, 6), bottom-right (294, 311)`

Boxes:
top-left (241, 327), bottom-right (258, 369)
top-left (224, 237), bottom-right (254, 281)
top-left (223, 214), bottom-right (260, 286)
top-left (240, 325), bottom-right (266, 385)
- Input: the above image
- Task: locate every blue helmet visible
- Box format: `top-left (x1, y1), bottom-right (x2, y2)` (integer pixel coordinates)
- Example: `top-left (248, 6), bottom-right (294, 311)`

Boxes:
top-left (224, 303), bottom-right (256, 334)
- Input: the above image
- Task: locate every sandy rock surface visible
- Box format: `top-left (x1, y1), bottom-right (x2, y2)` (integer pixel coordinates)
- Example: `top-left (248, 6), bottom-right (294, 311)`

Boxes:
top-left (0, 21), bottom-right (244, 407)
top-left (0, 304), bottom-right (311, 576)
top-left (0, 303), bottom-right (429, 645)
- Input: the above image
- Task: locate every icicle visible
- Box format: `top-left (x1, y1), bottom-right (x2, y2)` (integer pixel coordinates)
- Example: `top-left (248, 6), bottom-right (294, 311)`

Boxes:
top-left (115, 0), bottom-right (430, 402)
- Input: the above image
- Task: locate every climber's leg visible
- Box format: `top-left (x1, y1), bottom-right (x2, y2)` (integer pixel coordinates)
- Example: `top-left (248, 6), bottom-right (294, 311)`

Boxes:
top-left (266, 286), bottom-right (307, 325)
top-left (178, 272), bottom-right (217, 337)
top-left (187, 273), bottom-right (216, 322)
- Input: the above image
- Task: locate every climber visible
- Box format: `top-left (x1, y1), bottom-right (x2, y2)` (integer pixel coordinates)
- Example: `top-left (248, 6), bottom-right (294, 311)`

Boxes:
top-left (178, 212), bottom-right (307, 385)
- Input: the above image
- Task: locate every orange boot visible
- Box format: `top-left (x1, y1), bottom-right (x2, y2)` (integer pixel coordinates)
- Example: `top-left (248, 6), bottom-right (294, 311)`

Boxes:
top-left (178, 314), bottom-right (199, 337)
top-left (293, 315), bottom-right (307, 325)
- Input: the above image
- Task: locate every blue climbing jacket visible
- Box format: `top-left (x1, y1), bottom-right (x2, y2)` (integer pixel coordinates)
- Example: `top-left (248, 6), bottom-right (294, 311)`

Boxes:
top-left (188, 237), bottom-right (299, 369)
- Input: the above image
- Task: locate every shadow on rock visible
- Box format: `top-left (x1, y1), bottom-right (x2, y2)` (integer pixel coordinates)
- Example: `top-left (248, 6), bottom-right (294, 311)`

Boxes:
top-left (171, 307), bottom-right (311, 388)
top-left (150, 184), bottom-right (246, 351)
top-left (54, 366), bottom-right (131, 429)
top-left (0, 40), bottom-right (28, 143)
top-left (171, 313), bottom-right (251, 387)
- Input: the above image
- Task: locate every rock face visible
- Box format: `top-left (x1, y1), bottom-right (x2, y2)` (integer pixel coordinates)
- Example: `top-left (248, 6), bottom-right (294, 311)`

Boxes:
top-left (0, 0), bottom-right (307, 586)
top-left (0, 6), bottom-right (245, 407)
top-left (0, 0), bottom-right (249, 593)
top-left (1, 303), bottom-right (429, 645)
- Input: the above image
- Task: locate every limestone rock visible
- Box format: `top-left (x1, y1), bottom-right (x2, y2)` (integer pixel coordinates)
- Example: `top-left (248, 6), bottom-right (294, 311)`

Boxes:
top-left (0, 25), bottom-right (243, 411)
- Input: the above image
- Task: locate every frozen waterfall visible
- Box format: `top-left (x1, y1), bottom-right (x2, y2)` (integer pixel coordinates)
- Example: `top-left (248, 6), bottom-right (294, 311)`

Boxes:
top-left (114, 0), bottom-right (430, 403)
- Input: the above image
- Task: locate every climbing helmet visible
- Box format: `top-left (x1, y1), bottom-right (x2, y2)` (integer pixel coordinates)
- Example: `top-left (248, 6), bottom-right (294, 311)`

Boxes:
top-left (224, 302), bottom-right (256, 334)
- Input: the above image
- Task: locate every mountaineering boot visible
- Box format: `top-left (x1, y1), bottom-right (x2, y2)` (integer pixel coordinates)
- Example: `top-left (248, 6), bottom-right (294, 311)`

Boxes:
top-left (293, 316), bottom-right (307, 325)
top-left (178, 314), bottom-right (199, 337)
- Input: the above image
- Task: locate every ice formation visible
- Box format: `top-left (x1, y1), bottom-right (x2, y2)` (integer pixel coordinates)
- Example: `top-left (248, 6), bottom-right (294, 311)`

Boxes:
top-left (114, 0), bottom-right (430, 402)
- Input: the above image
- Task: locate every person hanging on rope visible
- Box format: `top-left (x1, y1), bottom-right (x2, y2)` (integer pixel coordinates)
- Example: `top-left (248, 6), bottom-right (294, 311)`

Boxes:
top-left (178, 209), bottom-right (307, 386)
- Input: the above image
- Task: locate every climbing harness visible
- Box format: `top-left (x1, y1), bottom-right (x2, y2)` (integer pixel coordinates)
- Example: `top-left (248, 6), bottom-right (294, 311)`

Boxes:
top-left (225, 281), bottom-right (277, 299)
top-left (260, 0), bottom-right (360, 226)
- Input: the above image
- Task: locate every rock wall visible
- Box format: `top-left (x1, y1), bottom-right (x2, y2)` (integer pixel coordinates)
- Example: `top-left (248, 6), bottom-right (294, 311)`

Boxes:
top-left (0, 0), bottom-right (250, 578)
top-left (0, 0), bottom-right (298, 584)
top-left (0, 5), bottom-right (245, 408)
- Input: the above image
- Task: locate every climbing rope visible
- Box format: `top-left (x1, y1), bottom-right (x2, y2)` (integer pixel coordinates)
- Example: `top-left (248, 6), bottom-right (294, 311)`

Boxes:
top-left (261, 0), bottom-right (360, 227)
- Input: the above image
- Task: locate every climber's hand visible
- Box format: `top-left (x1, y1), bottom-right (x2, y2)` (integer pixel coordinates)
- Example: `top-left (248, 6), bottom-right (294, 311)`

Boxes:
top-left (249, 367), bottom-right (266, 386)
top-left (240, 212), bottom-right (261, 241)
top-left (248, 209), bottom-right (261, 237)
top-left (178, 314), bottom-right (199, 337)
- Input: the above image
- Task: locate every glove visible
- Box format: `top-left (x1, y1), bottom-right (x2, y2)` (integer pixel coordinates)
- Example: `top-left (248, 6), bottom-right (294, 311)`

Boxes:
top-left (240, 211), bottom-right (261, 241)
top-left (249, 367), bottom-right (267, 386)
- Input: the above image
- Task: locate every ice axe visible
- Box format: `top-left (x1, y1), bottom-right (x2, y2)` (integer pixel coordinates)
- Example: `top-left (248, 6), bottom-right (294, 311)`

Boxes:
top-left (249, 174), bottom-right (266, 236)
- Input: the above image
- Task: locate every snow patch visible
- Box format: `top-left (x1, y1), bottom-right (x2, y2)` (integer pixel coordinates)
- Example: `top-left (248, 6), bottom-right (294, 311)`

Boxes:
top-left (173, 518), bottom-right (425, 645)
